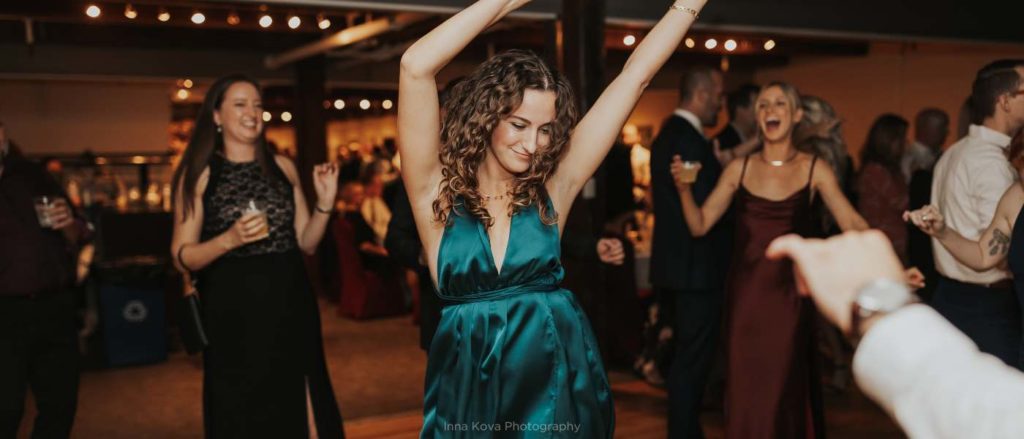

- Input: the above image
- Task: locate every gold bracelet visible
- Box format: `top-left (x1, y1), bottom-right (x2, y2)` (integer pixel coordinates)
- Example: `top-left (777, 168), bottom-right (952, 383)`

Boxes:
top-left (670, 3), bottom-right (700, 18)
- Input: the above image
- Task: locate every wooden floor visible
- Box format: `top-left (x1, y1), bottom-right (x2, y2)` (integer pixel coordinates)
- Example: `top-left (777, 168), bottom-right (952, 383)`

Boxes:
top-left (344, 377), bottom-right (669, 439)
top-left (344, 375), bottom-right (904, 439)
top-left (17, 299), bottom-right (903, 438)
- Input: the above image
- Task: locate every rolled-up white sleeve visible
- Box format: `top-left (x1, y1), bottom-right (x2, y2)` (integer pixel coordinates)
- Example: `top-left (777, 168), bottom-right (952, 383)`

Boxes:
top-left (853, 304), bottom-right (1024, 438)
top-left (966, 151), bottom-right (1016, 232)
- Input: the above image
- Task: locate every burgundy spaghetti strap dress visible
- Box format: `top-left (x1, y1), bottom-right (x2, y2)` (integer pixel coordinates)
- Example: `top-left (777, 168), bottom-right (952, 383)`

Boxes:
top-left (724, 156), bottom-right (824, 439)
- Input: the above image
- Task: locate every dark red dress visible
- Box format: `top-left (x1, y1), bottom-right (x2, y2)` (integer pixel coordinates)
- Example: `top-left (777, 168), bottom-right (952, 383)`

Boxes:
top-left (725, 156), bottom-right (824, 439)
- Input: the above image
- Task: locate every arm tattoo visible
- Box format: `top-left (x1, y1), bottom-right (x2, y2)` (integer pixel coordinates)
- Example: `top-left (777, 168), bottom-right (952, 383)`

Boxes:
top-left (988, 229), bottom-right (1011, 256)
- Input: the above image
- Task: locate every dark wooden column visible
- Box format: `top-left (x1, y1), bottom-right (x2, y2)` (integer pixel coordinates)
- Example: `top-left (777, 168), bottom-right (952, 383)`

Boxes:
top-left (292, 55), bottom-right (330, 296)
top-left (559, 0), bottom-right (606, 115)
top-left (292, 54), bottom-right (328, 202)
top-left (557, 0), bottom-right (612, 359)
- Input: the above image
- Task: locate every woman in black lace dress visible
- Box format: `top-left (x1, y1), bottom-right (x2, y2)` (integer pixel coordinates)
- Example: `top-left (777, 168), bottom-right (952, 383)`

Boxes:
top-left (170, 74), bottom-right (344, 437)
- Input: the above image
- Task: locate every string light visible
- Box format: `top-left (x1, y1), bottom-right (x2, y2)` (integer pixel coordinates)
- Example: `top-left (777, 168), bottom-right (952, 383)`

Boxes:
top-left (157, 8), bottom-right (170, 22)
top-left (176, 89), bottom-right (190, 100)
top-left (724, 39), bottom-right (737, 51)
top-left (259, 14), bottom-right (273, 28)
top-left (317, 14), bottom-right (331, 30)
top-left (85, 4), bottom-right (101, 18)
top-left (281, 111), bottom-right (292, 122)
top-left (191, 11), bottom-right (206, 25)
top-left (623, 35), bottom-right (637, 47)
top-left (183, 79), bottom-right (193, 89)
top-left (124, 4), bottom-right (137, 19)
top-left (382, 99), bottom-right (393, 110)
top-left (227, 11), bottom-right (240, 25)
top-left (333, 99), bottom-right (345, 110)
top-left (764, 39), bottom-right (776, 51)
top-left (287, 15), bottom-right (301, 29)
top-left (684, 38), bottom-right (695, 49)
top-left (359, 99), bottom-right (371, 110)
top-left (705, 38), bottom-right (718, 50)
top-left (262, 111), bottom-right (272, 122)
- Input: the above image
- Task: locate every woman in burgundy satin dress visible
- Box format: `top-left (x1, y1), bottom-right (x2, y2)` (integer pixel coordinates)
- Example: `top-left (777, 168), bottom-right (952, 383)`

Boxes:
top-left (672, 82), bottom-right (870, 438)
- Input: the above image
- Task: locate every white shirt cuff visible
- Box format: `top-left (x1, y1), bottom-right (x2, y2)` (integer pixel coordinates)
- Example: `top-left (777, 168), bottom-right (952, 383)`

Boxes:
top-left (852, 304), bottom-right (977, 414)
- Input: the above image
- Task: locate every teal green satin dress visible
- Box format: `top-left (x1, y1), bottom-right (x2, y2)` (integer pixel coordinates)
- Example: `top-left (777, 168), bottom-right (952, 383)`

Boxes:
top-left (421, 201), bottom-right (614, 438)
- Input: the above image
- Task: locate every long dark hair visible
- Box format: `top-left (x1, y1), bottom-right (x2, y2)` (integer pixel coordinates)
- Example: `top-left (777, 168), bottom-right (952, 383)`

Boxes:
top-left (433, 50), bottom-right (578, 228)
top-left (860, 113), bottom-right (908, 175)
top-left (172, 74), bottom-right (280, 219)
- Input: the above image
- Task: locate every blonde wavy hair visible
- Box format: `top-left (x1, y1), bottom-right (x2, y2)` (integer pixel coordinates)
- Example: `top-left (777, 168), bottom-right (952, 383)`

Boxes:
top-left (433, 50), bottom-right (578, 228)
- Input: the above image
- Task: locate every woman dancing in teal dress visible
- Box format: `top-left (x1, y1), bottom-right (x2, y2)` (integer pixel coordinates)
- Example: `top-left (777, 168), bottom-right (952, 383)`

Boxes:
top-left (398, 0), bottom-right (709, 436)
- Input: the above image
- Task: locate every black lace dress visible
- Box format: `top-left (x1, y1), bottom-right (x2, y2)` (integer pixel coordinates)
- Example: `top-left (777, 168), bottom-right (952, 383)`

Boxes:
top-left (197, 154), bottom-right (344, 438)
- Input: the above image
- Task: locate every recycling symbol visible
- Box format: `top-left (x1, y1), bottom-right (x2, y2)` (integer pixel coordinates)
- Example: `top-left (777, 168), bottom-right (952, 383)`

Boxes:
top-left (123, 300), bottom-right (148, 323)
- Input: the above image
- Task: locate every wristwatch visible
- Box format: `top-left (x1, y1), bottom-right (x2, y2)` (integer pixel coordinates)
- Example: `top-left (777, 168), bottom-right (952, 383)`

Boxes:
top-left (849, 278), bottom-right (917, 341)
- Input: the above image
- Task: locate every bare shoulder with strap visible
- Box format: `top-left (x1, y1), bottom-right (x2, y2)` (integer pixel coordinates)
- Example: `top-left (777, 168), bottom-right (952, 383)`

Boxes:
top-left (740, 155), bottom-right (750, 188)
top-left (807, 155), bottom-right (819, 184)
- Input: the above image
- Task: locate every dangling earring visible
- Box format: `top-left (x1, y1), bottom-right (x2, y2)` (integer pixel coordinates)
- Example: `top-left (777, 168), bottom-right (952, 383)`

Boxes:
top-left (216, 125), bottom-right (223, 133)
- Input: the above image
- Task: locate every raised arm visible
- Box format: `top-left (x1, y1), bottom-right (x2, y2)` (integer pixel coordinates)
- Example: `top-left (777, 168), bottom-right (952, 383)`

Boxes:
top-left (550, 0), bottom-right (707, 206)
top-left (398, 0), bottom-right (531, 200)
top-left (275, 156), bottom-right (338, 255)
top-left (814, 163), bottom-right (869, 232)
top-left (673, 155), bottom-right (740, 237)
top-left (906, 186), bottom-right (1022, 271)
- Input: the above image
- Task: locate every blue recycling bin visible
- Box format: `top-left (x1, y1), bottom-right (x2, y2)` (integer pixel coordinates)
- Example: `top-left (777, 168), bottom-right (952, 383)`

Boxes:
top-left (99, 284), bottom-right (167, 366)
top-left (92, 211), bottom-right (174, 367)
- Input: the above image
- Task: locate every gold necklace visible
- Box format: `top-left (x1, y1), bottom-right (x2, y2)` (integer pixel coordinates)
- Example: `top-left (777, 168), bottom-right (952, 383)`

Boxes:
top-left (760, 150), bottom-right (799, 167)
top-left (481, 192), bottom-right (508, 202)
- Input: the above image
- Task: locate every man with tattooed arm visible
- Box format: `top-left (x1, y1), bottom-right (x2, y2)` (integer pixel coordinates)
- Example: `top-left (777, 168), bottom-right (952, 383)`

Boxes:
top-left (924, 59), bottom-right (1024, 368)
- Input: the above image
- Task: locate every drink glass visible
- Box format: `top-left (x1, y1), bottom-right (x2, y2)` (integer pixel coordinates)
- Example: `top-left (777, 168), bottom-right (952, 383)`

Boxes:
top-left (677, 161), bottom-right (700, 184)
top-left (242, 199), bottom-right (270, 240)
top-left (33, 196), bottom-right (56, 228)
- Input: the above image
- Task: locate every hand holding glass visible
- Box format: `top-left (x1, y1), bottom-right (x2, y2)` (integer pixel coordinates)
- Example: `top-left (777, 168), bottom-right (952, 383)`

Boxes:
top-left (670, 156), bottom-right (701, 186)
top-left (242, 199), bottom-right (270, 241)
top-left (33, 196), bottom-right (56, 228)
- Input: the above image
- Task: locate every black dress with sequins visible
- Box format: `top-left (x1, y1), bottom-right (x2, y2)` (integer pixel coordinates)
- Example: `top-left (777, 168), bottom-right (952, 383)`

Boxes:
top-left (197, 154), bottom-right (344, 438)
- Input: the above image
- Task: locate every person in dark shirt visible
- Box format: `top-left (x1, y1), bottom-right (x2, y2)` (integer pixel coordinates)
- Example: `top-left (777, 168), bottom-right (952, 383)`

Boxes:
top-left (0, 121), bottom-right (90, 439)
top-left (715, 83), bottom-right (760, 152)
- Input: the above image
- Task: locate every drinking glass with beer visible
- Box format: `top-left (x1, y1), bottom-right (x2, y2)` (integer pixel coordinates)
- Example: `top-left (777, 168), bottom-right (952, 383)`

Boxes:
top-left (670, 155), bottom-right (702, 189)
top-left (242, 199), bottom-right (271, 241)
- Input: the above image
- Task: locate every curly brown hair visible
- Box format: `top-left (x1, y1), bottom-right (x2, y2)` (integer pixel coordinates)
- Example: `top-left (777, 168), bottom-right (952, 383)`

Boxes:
top-left (433, 50), bottom-right (578, 228)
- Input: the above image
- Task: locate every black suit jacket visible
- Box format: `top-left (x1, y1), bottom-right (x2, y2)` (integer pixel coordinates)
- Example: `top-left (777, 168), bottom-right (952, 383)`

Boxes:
top-left (605, 142), bottom-right (636, 221)
top-left (649, 115), bottom-right (731, 291)
top-left (714, 123), bottom-right (743, 151)
top-left (384, 180), bottom-right (442, 351)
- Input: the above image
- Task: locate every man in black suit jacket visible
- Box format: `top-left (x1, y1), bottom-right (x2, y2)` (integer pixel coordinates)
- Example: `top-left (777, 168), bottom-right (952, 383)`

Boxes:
top-left (650, 66), bottom-right (729, 439)
top-left (715, 83), bottom-right (761, 152)
top-left (384, 179), bottom-right (441, 352)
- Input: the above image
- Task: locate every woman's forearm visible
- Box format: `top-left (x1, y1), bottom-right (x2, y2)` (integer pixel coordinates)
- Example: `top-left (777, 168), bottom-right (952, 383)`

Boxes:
top-left (298, 209), bottom-right (332, 255)
top-left (400, 0), bottom-right (523, 78)
top-left (839, 214), bottom-right (870, 232)
top-left (617, 0), bottom-right (707, 90)
top-left (679, 188), bottom-right (709, 237)
top-left (175, 232), bottom-right (235, 273)
top-left (935, 229), bottom-right (1003, 271)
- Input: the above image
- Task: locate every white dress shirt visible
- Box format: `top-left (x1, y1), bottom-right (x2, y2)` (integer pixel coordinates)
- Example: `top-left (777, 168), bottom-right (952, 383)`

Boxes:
top-left (360, 196), bottom-right (391, 246)
top-left (630, 143), bottom-right (651, 187)
top-left (854, 304), bottom-right (1024, 438)
top-left (673, 108), bottom-right (706, 139)
top-left (901, 140), bottom-right (939, 183)
top-left (930, 124), bottom-right (1017, 284)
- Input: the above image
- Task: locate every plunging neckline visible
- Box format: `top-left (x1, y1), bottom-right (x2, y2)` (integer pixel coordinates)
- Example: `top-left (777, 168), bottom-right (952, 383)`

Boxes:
top-left (478, 213), bottom-right (515, 277)
top-left (432, 206), bottom-right (516, 288)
